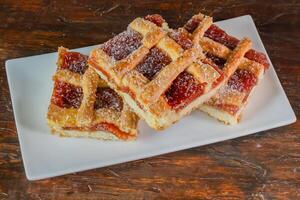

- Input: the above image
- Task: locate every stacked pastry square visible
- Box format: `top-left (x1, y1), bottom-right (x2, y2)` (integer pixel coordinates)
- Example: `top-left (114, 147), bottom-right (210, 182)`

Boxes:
top-left (47, 47), bottom-right (138, 140)
top-left (47, 13), bottom-right (269, 140)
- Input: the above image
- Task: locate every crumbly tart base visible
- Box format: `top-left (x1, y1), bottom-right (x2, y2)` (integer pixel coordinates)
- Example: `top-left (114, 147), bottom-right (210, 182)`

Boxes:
top-left (48, 123), bottom-right (133, 141)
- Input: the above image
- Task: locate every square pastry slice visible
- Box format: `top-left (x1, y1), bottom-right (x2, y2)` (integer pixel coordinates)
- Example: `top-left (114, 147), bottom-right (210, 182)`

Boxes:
top-left (89, 15), bottom-right (252, 130)
top-left (47, 47), bottom-right (138, 140)
top-left (89, 14), bottom-right (251, 130)
top-left (182, 13), bottom-right (269, 124)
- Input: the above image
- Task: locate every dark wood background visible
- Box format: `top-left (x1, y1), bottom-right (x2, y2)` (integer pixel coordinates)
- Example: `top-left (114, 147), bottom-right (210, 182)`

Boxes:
top-left (1, 0), bottom-right (299, 199)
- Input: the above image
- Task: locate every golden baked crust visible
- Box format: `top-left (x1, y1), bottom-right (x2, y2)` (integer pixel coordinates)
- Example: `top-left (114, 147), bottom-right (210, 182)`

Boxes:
top-left (47, 47), bottom-right (138, 140)
top-left (89, 14), bottom-right (251, 130)
top-left (182, 13), bottom-right (269, 124)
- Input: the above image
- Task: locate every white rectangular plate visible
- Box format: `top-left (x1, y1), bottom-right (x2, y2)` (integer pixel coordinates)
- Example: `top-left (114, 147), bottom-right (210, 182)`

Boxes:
top-left (6, 15), bottom-right (296, 180)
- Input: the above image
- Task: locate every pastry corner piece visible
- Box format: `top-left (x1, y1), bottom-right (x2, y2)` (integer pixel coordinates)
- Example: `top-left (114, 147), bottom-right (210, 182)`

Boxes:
top-left (89, 14), bottom-right (251, 130)
top-left (47, 47), bottom-right (138, 140)
top-left (183, 13), bottom-right (269, 124)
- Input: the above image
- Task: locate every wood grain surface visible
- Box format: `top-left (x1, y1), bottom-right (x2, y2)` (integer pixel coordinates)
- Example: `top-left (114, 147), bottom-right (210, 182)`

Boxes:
top-left (0, 0), bottom-right (299, 199)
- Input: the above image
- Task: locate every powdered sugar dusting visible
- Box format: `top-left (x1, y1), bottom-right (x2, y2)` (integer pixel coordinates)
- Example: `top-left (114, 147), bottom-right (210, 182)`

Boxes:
top-left (94, 87), bottom-right (123, 112)
top-left (227, 69), bottom-right (257, 93)
top-left (211, 69), bottom-right (257, 106)
top-left (165, 71), bottom-right (205, 110)
top-left (169, 29), bottom-right (193, 50)
top-left (61, 52), bottom-right (88, 74)
top-left (51, 81), bottom-right (83, 109)
top-left (102, 28), bottom-right (142, 61)
top-left (135, 47), bottom-right (172, 80)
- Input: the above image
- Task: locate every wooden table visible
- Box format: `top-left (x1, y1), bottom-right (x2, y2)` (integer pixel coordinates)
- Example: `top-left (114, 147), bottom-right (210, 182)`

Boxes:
top-left (1, 1), bottom-right (299, 199)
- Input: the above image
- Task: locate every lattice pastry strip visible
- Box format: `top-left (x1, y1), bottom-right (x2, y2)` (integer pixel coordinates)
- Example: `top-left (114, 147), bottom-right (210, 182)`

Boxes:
top-left (183, 13), bottom-right (269, 124)
top-left (89, 14), bottom-right (251, 130)
top-left (47, 47), bottom-right (138, 140)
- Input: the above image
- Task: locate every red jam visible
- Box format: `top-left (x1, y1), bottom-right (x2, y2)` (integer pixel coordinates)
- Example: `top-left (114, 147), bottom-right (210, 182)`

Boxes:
top-left (102, 29), bottom-right (142, 61)
top-left (184, 17), bottom-right (201, 33)
top-left (94, 87), bottom-right (123, 111)
top-left (227, 69), bottom-right (257, 93)
top-left (135, 47), bottom-right (172, 80)
top-left (165, 71), bottom-right (205, 110)
top-left (205, 24), bottom-right (239, 50)
top-left (51, 81), bottom-right (83, 108)
top-left (245, 49), bottom-right (269, 69)
top-left (169, 29), bottom-right (193, 50)
top-left (64, 123), bottom-right (130, 140)
top-left (205, 25), bottom-right (269, 68)
top-left (61, 52), bottom-right (88, 74)
top-left (205, 52), bottom-right (226, 69)
top-left (144, 14), bottom-right (165, 27)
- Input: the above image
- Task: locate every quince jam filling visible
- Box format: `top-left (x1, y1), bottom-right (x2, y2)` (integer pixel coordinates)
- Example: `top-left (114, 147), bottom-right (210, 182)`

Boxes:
top-left (135, 47), bottom-right (172, 80)
top-left (204, 25), bottom-right (269, 69)
top-left (102, 29), bottom-right (142, 61)
top-left (134, 45), bottom-right (203, 110)
top-left (169, 29), bottom-right (194, 50)
top-left (184, 18), bottom-right (269, 69)
top-left (144, 14), bottom-right (165, 27)
top-left (64, 122), bottom-right (130, 139)
top-left (184, 17), bottom-right (201, 33)
top-left (94, 87), bottom-right (123, 112)
top-left (205, 24), bottom-right (239, 50)
top-left (205, 52), bottom-right (226, 69)
top-left (165, 71), bottom-right (205, 110)
top-left (52, 81), bottom-right (83, 109)
top-left (245, 49), bottom-right (269, 69)
top-left (61, 52), bottom-right (88, 74)
top-left (227, 69), bottom-right (257, 93)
